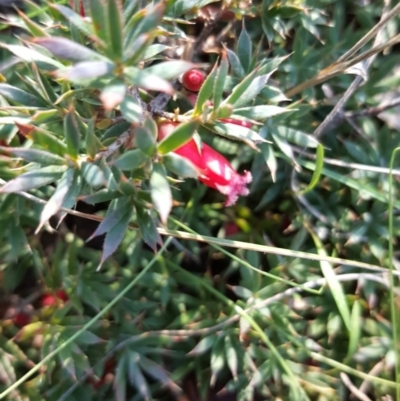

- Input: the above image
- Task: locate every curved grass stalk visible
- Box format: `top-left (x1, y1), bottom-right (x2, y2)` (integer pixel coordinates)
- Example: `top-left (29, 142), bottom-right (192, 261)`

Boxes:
top-left (389, 147), bottom-right (400, 400)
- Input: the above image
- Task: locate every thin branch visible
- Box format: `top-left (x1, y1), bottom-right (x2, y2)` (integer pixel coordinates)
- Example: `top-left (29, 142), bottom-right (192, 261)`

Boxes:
top-left (291, 146), bottom-right (400, 176)
top-left (340, 373), bottom-right (373, 401)
top-left (346, 96), bottom-right (400, 118)
top-left (94, 129), bottom-right (132, 161)
top-left (359, 360), bottom-right (385, 394)
top-left (313, 0), bottom-right (392, 137)
top-left (285, 1), bottom-right (399, 99)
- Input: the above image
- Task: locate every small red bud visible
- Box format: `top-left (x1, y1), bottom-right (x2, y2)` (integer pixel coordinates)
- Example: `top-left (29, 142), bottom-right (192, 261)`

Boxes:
top-left (41, 290), bottom-right (68, 307)
top-left (182, 69), bottom-right (206, 92)
top-left (13, 312), bottom-right (31, 327)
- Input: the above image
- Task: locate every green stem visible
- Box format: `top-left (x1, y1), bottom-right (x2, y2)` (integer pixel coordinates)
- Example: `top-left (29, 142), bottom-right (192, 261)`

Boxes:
top-left (389, 147), bottom-right (400, 400)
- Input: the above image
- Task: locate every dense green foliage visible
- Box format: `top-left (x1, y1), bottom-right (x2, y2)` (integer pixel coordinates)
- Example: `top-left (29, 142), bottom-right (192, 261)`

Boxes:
top-left (1, 0), bottom-right (400, 400)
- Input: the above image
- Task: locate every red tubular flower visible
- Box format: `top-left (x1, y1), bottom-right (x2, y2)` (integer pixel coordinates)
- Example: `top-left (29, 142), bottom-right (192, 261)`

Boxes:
top-left (158, 122), bottom-right (252, 206)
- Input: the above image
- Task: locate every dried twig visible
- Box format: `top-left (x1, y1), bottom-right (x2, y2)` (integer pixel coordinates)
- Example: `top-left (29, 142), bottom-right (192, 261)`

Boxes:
top-left (312, 0), bottom-right (392, 137)
top-left (340, 373), bottom-right (373, 401)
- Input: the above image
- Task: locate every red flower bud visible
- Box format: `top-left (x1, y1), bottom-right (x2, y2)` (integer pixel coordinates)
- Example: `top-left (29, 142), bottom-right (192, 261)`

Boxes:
top-left (158, 122), bottom-right (252, 206)
top-left (13, 312), bottom-right (31, 327)
top-left (41, 290), bottom-right (68, 307)
top-left (182, 69), bottom-right (206, 92)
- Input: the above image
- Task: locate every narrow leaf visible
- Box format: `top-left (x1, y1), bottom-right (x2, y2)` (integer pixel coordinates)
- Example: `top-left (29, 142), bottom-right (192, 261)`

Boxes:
top-left (135, 203), bottom-right (162, 252)
top-left (158, 120), bottom-right (199, 155)
top-left (237, 21), bottom-right (252, 72)
top-left (99, 208), bottom-right (132, 269)
top-left (212, 53), bottom-right (229, 111)
top-left (0, 147), bottom-right (65, 166)
top-left (36, 169), bottom-right (75, 232)
top-left (0, 84), bottom-right (45, 107)
top-left (107, 0), bottom-right (123, 60)
top-left (145, 60), bottom-right (195, 81)
top-left (299, 143), bottom-right (324, 194)
top-left (113, 149), bottom-right (148, 171)
top-left (64, 109), bottom-right (81, 159)
top-left (150, 163), bottom-right (172, 224)
top-left (32, 37), bottom-right (108, 62)
top-left (0, 166), bottom-right (66, 193)
top-left (120, 94), bottom-right (143, 124)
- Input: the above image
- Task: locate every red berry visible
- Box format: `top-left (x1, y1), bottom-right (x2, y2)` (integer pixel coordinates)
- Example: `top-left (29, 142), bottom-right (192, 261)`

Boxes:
top-left (219, 118), bottom-right (252, 128)
top-left (13, 312), bottom-right (31, 327)
top-left (55, 290), bottom-right (69, 302)
top-left (41, 290), bottom-right (68, 307)
top-left (182, 69), bottom-right (206, 92)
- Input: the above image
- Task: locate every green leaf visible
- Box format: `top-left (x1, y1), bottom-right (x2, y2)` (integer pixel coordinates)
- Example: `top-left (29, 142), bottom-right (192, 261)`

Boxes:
top-left (107, 0), bottom-right (123, 60)
top-left (275, 126), bottom-right (319, 148)
top-left (124, 67), bottom-right (174, 94)
top-left (88, 0), bottom-right (109, 45)
top-left (36, 168), bottom-right (75, 232)
top-left (0, 165), bottom-right (66, 193)
top-left (135, 127), bottom-right (157, 156)
top-left (163, 153), bottom-right (199, 178)
top-left (347, 300), bottom-right (362, 358)
top-left (231, 73), bottom-right (274, 108)
top-left (0, 147), bottom-right (65, 166)
top-left (1, 44), bottom-right (64, 70)
top-left (57, 61), bottom-right (114, 82)
top-left (210, 336), bottom-right (225, 386)
top-left (52, 4), bottom-right (96, 41)
top-left (135, 203), bottom-right (162, 252)
top-left (142, 44), bottom-right (170, 61)
top-left (309, 229), bottom-right (352, 332)
top-left (81, 162), bottom-right (106, 188)
top-left (32, 37), bottom-right (108, 62)
top-left (123, 33), bottom-right (153, 66)
top-left (234, 105), bottom-right (291, 120)
top-left (260, 143), bottom-right (277, 182)
top-left (271, 133), bottom-right (296, 164)
top-left (188, 335), bottom-right (217, 355)
top-left (85, 118), bottom-right (103, 159)
top-left (158, 120), bottom-right (198, 155)
top-left (127, 352), bottom-right (150, 401)
top-left (299, 143), bottom-right (324, 194)
top-left (56, 174), bottom-right (81, 227)
top-left (237, 21), bottom-right (252, 73)
top-left (64, 109), bottom-right (81, 159)
top-left (80, 189), bottom-right (123, 204)
top-left (114, 353), bottom-right (127, 401)
top-left (212, 54), bottom-right (229, 112)
top-left (221, 68), bottom-right (259, 107)
top-left (224, 335), bottom-right (238, 381)
top-left (113, 149), bottom-right (148, 171)
top-left (209, 121), bottom-right (266, 149)
top-left (88, 197), bottom-right (131, 241)
top-left (120, 94), bottom-right (143, 124)
top-left (0, 84), bottom-right (45, 107)
top-left (193, 63), bottom-right (217, 116)
top-left (150, 163), bottom-right (172, 224)
top-left (16, 124), bottom-right (67, 157)
top-left (124, 2), bottom-right (164, 46)
top-left (99, 206), bottom-right (133, 269)
top-left (224, 45), bottom-right (245, 77)
top-left (16, 9), bottom-right (49, 37)
top-left (145, 60), bottom-right (195, 81)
